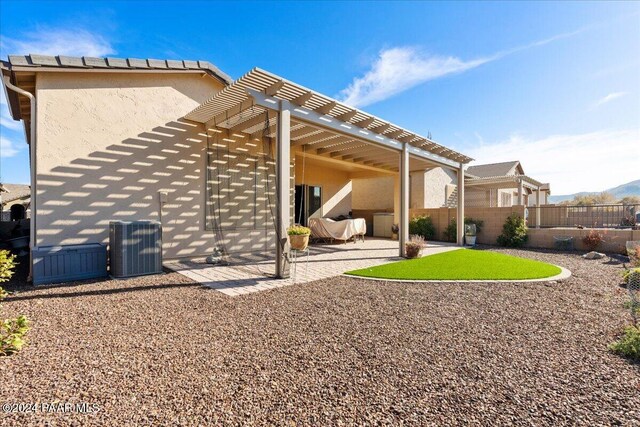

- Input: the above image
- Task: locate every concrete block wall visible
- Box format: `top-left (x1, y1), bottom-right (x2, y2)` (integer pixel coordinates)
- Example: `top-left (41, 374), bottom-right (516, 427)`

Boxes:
top-left (527, 228), bottom-right (640, 254)
top-left (409, 206), bottom-right (526, 243)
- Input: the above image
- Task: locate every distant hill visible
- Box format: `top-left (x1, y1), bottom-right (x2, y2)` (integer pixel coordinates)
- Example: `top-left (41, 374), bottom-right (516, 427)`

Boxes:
top-left (549, 179), bottom-right (640, 203)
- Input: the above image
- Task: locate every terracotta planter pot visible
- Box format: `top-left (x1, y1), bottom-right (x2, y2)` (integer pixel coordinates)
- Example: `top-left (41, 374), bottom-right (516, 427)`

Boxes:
top-left (405, 243), bottom-right (421, 259)
top-left (289, 234), bottom-right (310, 251)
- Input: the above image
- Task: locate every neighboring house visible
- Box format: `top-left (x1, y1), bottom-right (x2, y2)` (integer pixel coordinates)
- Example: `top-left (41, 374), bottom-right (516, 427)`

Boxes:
top-left (0, 183), bottom-right (30, 220)
top-left (2, 54), bottom-right (473, 279)
top-left (353, 160), bottom-right (550, 211)
top-left (463, 161), bottom-right (550, 208)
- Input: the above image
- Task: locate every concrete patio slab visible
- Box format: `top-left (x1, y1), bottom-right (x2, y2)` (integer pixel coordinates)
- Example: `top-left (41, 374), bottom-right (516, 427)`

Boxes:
top-left (164, 238), bottom-right (459, 296)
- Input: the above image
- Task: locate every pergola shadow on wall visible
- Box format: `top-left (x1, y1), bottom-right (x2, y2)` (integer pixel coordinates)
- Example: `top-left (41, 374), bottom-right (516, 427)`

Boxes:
top-left (184, 68), bottom-right (473, 278)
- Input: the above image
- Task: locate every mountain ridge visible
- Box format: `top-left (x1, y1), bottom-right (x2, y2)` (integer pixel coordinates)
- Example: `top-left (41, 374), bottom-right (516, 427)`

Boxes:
top-left (549, 179), bottom-right (640, 203)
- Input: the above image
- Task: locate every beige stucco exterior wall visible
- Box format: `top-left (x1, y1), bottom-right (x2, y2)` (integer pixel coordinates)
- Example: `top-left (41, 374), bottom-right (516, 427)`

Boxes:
top-left (294, 160), bottom-right (352, 219)
top-left (35, 71), bottom-right (224, 259)
top-left (351, 176), bottom-right (394, 211)
top-left (423, 167), bottom-right (456, 208)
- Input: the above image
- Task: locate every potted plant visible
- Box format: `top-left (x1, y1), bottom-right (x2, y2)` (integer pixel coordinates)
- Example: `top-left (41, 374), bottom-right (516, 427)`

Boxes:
top-left (391, 224), bottom-right (399, 240)
top-left (405, 235), bottom-right (425, 259)
top-left (464, 223), bottom-right (477, 246)
top-left (287, 225), bottom-right (311, 251)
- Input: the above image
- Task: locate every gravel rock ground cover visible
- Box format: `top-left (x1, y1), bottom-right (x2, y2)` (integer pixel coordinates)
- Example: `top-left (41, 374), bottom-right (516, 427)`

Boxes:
top-left (0, 248), bottom-right (638, 426)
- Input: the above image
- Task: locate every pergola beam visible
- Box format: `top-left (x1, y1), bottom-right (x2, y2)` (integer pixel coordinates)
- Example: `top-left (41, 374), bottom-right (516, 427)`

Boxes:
top-left (229, 111), bottom-right (274, 133)
top-left (291, 130), bottom-right (336, 146)
top-left (291, 91), bottom-right (313, 107)
top-left (246, 88), bottom-right (461, 170)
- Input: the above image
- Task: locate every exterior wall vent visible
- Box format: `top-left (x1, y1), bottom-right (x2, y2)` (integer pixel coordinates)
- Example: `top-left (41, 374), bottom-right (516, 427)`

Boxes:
top-left (109, 221), bottom-right (162, 278)
top-left (32, 243), bottom-right (108, 285)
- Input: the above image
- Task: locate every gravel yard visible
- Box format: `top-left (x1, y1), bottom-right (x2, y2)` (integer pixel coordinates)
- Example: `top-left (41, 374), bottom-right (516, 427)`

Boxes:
top-left (1, 248), bottom-right (638, 426)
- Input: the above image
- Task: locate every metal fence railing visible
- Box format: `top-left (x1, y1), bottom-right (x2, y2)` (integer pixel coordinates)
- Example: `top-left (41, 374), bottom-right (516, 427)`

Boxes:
top-left (529, 204), bottom-right (639, 228)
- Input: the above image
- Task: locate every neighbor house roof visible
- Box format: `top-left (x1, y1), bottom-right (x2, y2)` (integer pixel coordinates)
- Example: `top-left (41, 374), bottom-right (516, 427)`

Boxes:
top-left (464, 175), bottom-right (544, 191)
top-left (466, 161), bottom-right (524, 178)
top-left (0, 183), bottom-right (30, 203)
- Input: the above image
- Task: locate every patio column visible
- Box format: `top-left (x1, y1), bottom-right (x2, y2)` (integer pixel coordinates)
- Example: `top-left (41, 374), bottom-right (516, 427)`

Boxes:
top-left (536, 187), bottom-right (542, 229)
top-left (399, 142), bottom-right (409, 257)
top-left (275, 102), bottom-right (291, 279)
top-left (457, 163), bottom-right (465, 246)
top-left (517, 178), bottom-right (524, 205)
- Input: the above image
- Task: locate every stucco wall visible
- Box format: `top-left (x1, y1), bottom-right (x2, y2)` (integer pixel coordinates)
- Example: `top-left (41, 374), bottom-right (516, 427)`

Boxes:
top-left (423, 167), bottom-right (456, 208)
top-left (295, 160), bottom-right (352, 218)
top-left (35, 71), bottom-right (226, 259)
top-left (352, 176), bottom-right (394, 210)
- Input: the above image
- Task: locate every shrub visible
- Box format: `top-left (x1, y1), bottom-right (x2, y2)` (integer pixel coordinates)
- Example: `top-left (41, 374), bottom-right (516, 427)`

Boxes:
top-left (0, 316), bottom-right (29, 356)
top-left (0, 250), bottom-right (29, 357)
top-left (405, 235), bottom-right (425, 259)
top-left (582, 229), bottom-right (604, 251)
top-left (409, 215), bottom-right (435, 240)
top-left (497, 214), bottom-right (528, 247)
top-left (0, 250), bottom-right (17, 283)
top-left (287, 225), bottom-right (311, 236)
top-left (608, 325), bottom-right (640, 362)
top-left (443, 219), bottom-right (457, 243)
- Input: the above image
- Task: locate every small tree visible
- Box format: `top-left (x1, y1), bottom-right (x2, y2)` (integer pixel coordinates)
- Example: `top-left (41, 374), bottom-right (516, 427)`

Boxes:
top-left (497, 214), bottom-right (528, 247)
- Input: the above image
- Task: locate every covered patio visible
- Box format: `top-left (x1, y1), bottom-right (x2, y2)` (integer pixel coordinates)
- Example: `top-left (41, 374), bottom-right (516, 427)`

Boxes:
top-left (184, 68), bottom-right (473, 279)
top-left (165, 238), bottom-right (458, 296)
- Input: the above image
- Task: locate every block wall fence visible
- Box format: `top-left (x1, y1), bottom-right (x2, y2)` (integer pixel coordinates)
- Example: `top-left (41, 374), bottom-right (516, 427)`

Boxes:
top-left (408, 206), bottom-right (639, 254)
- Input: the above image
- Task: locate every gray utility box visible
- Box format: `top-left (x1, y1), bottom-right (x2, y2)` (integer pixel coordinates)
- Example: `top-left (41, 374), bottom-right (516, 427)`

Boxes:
top-left (32, 243), bottom-right (108, 285)
top-left (109, 221), bottom-right (162, 278)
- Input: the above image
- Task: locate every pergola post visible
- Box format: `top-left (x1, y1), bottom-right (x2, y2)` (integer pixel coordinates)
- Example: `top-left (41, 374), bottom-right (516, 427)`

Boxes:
top-left (517, 178), bottom-right (524, 205)
top-left (275, 102), bottom-right (291, 279)
top-left (457, 164), bottom-right (465, 246)
top-left (399, 143), bottom-right (410, 257)
top-left (536, 187), bottom-right (542, 229)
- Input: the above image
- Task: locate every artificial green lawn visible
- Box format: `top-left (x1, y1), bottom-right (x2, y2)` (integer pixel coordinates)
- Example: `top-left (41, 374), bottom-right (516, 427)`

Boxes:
top-left (345, 248), bottom-right (562, 280)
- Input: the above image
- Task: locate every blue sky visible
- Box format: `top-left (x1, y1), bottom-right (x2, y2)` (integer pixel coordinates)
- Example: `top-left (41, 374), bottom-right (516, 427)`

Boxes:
top-left (0, 1), bottom-right (638, 194)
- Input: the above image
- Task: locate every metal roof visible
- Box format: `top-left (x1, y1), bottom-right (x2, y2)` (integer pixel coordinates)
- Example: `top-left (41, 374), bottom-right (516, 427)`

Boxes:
top-left (185, 67), bottom-right (473, 166)
top-left (2, 54), bottom-right (232, 85)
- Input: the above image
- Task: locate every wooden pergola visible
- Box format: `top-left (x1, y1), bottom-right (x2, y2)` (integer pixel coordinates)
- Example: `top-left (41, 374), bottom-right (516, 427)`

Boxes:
top-left (185, 68), bottom-right (473, 278)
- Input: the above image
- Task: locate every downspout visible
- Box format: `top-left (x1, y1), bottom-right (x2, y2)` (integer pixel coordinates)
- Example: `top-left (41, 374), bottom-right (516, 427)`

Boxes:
top-left (2, 75), bottom-right (37, 281)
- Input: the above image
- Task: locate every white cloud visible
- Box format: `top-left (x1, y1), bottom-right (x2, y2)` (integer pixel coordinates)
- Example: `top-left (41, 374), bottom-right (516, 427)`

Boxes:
top-left (0, 136), bottom-right (21, 158)
top-left (592, 92), bottom-right (628, 108)
top-left (0, 28), bottom-right (115, 57)
top-left (339, 29), bottom-right (584, 107)
top-left (338, 47), bottom-right (492, 107)
top-left (465, 129), bottom-right (640, 194)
